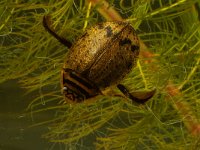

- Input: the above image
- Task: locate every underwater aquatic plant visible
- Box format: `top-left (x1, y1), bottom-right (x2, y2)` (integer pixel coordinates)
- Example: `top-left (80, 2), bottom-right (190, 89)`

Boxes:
top-left (0, 0), bottom-right (200, 149)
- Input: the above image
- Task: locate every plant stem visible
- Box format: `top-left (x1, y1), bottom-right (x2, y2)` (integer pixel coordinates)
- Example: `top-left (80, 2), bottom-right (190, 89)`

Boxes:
top-left (87, 0), bottom-right (123, 21)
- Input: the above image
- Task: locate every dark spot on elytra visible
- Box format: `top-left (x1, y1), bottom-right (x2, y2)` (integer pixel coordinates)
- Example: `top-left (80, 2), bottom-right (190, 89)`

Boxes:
top-left (105, 26), bottom-right (113, 37)
top-left (131, 45), bottom-right (139, 52)
top-left (119, 38), bottom-right (132, 46)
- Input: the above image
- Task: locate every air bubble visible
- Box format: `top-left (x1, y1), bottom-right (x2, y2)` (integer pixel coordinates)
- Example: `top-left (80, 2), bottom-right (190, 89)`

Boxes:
top-left (63, 86), bottom-right (68, 91)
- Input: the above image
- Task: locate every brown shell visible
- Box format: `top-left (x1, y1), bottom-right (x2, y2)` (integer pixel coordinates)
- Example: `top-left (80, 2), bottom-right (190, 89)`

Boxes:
top-left (64, 21), bottom-right (139, 89)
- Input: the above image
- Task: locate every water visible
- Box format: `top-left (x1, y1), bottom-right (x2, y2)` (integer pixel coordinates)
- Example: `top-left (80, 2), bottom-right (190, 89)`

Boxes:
top-left (0, 80), bottom-right (54, 150)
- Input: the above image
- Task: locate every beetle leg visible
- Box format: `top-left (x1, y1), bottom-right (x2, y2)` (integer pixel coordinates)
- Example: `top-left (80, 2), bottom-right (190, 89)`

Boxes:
top-left (117, 84), bottom-right (156, 104)
top-left (43, 15), bottom-right (72, 48)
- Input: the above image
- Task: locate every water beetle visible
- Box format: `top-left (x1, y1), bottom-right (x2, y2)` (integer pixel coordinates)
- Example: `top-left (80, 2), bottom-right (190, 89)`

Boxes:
top-left (43, 16), bottom-right (155, 103)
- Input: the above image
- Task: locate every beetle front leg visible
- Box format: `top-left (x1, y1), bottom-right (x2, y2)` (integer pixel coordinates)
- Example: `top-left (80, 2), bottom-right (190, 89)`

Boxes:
top-left (43, 15), bottom-right (72, 48)
top-left (117, 84), bottom-right (156, 104)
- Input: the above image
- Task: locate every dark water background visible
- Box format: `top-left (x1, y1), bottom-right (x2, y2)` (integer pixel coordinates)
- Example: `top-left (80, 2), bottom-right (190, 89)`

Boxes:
top-left (0, 80), bottom-right (60, 150)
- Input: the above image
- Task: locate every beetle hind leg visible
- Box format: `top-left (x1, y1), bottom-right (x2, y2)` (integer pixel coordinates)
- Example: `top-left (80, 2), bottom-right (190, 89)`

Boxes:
top-left (43, 15), bottom-right (72, 48)
top-left (117, 84), bottom-right (156, 104)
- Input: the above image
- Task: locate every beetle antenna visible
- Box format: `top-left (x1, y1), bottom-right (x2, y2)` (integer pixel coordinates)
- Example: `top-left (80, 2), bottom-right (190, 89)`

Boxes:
top-left (43, 15), bottom-right (72, 48)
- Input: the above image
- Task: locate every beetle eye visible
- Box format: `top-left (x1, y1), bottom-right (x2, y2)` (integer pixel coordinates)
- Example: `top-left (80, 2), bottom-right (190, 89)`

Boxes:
top-left (63, 86), bottom-right (68, 91)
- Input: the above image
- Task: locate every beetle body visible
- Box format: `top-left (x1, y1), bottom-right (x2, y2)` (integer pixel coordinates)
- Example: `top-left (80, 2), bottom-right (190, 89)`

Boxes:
top-left (43, 16), bottom-right (155, 103)
top-left (64, 22), bottom-right (139, 87)
top-left (62, 22), bottom-right (139, 102)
